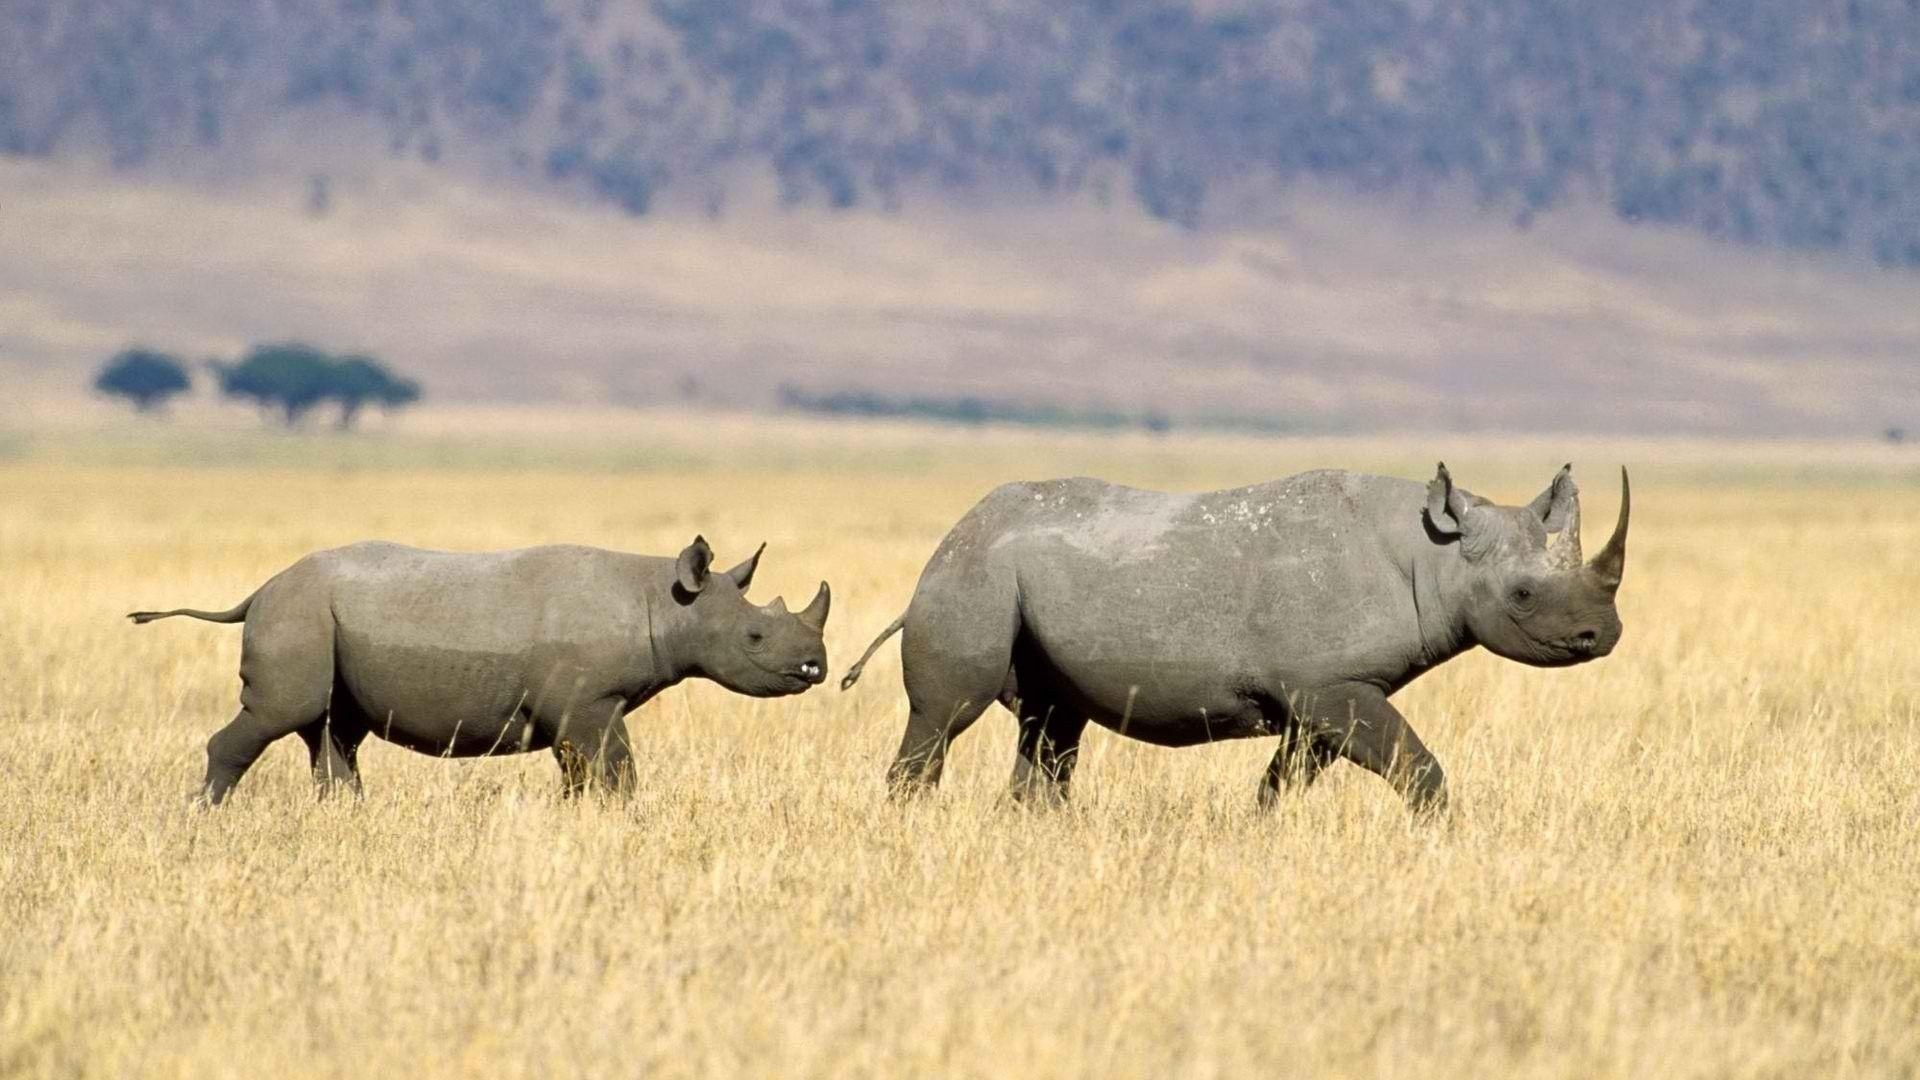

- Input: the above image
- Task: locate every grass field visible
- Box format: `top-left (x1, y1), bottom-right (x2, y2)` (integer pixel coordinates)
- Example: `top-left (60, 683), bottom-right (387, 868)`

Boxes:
top-left (3, 416), bottom-right (1918, 1078)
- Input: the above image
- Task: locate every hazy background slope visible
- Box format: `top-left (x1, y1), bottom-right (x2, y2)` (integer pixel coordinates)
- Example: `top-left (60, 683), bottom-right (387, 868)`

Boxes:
top-left (6, 159), bottom-right (1918, 436)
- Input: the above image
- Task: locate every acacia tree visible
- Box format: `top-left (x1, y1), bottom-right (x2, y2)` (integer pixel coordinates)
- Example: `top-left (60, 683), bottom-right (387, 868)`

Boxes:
top-left (94, 348), bottom-right (192, 413)
top-left (331, 355), bottom-right (422, 429)
top-left (213, 344), bottom-right (341, 426)
top-left (213, 344), bottom-right (425, 428)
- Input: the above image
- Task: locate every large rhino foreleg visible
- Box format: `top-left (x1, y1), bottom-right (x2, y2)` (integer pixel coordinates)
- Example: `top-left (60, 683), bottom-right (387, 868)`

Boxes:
top-left (1256, 720), bottom-right (1339, 809)
top-left (1301, 685), bottom-right (1447, 816)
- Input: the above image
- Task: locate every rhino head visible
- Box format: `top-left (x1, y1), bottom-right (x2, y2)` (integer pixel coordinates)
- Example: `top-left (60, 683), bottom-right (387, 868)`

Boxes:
top-left (671, 536), bottom-right (830, 696)
top-left (1426, 462), bottom-right (1628, 668)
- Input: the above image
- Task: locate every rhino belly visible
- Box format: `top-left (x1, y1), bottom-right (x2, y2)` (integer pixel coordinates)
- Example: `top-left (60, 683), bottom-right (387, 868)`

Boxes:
top-left (1012, 557), bottom-right (1278, 746)
top-left (1017, 634), bottom-right (1275, 747)
top-left (335, 637), bottom-right (545, 757)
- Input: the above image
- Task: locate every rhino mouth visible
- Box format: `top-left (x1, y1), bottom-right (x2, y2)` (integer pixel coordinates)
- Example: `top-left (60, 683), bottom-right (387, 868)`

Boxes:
top-left (745, 656), bottom-right (827, 693)
top-left (1542, 632), bottom-right (1612, 666)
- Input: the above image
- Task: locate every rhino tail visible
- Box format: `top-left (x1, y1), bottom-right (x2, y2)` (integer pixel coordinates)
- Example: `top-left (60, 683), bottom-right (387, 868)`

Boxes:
top-left (839, 612), bottom-right (906, 691)
top-left (128, 590), bottom-right (258, 626)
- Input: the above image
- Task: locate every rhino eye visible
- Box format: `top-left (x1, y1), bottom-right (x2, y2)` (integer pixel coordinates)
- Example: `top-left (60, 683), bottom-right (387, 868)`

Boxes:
top-left (747, 629), bottom-right (765, 644)
top-left (1511, 585), bottom-right (1535, 604)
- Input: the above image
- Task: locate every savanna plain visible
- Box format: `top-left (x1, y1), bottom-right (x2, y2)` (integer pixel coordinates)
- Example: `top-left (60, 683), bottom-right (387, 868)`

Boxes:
top-left (2, 415), bottom-right (1917, 1079)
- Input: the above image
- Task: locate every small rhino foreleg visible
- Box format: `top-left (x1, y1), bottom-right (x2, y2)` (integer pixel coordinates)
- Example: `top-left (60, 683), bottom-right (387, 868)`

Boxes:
top-left (550, 697), bottom-right (636, 797)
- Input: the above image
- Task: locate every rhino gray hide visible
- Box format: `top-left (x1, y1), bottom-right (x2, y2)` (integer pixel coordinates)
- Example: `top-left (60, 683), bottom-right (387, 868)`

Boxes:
top-left (132, 537), bottom-right (830, 804)
top-left (840, 464), bottom-right (1628, 814)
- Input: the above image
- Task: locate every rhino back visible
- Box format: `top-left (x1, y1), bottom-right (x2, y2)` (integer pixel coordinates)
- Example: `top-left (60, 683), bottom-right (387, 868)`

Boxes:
top-left (972, 473), bottom-right (1431, 710)
top-left (317, 543), bottom-right (664, 742)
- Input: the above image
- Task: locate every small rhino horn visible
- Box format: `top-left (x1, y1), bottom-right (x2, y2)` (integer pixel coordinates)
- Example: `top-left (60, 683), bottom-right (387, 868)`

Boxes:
top-left (767, 596), bottom-right (788, 615)
top-left (799, 581), bottom-right (831, 631)
top-left (724, 542), bottom-right (767, 590)
top-left (1587, 467), bottom-right (1630, 588)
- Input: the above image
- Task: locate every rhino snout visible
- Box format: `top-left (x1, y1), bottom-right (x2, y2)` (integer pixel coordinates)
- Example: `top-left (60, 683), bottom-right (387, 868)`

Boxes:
top-left (1568, 615), bottom-right (1623, 659)
top-left (796, 659), bottom-right (826, 684)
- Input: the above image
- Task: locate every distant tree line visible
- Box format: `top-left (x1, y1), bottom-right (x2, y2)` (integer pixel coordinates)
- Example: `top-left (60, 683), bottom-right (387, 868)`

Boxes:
top-left (777, 385), bottom-right (1177, 434)
top-left (7, 1), bottom-right (1920, 264)
top-left (93, 344), bottom-right (421, 428)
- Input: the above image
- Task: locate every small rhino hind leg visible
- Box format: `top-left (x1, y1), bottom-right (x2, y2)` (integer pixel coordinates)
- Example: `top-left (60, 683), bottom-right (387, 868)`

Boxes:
top-left (202, 584), bottom-right (338, 804)
top-left (203, 707), bottom-right (308, 805)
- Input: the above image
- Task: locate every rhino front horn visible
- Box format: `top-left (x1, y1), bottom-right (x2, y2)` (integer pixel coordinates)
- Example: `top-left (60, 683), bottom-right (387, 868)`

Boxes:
top-left (1588, 467), bottom-right (1630, 590)
top-left (799, 581), bottom-right (831, 631)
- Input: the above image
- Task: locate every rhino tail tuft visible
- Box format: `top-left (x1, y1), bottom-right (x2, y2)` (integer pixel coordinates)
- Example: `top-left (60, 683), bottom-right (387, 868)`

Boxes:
top-left (127, 592), bottom-right (257, 626)
top-left (840, 613), bottom-right (907, 690)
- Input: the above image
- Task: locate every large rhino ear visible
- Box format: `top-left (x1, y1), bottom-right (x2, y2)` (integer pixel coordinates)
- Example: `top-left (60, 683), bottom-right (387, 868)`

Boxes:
top-left (724, 542), bottom-right (766, 590)
top-left (1425, 462), bottom-right (1467, 537)
top-left (675, 535), bottom-right (713, 594)
top-left (1527, 463), bottom-right (1580, 533)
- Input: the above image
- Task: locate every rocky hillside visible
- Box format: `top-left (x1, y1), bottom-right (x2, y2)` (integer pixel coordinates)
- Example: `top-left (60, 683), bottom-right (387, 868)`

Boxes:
top-left (5, 0), bottom-right (1920, 263)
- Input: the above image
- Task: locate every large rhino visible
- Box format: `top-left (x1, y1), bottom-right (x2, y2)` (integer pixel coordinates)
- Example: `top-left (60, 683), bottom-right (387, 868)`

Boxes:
top-left (840, 464), bottom-right (1628, 814)
top-left (132, 537), bottom-right (830, 804)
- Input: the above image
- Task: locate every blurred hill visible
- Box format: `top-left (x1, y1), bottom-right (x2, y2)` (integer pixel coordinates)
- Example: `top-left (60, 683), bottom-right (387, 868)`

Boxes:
top-left (5, 0), bottom-right (1920, 264)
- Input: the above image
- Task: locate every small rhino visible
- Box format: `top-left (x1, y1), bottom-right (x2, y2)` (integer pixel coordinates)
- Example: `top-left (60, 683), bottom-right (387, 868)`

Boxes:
top-left (840, 463), bottom-right (1628, 814)
top-left (132, 536), bottom-right (830, 804)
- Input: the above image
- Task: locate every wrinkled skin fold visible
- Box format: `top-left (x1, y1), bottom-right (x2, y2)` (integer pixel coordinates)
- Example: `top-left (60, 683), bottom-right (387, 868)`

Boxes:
top-left (843, 464), bottom-right (1628, 814)
top-left (131, 536), bottom-right (830, 804)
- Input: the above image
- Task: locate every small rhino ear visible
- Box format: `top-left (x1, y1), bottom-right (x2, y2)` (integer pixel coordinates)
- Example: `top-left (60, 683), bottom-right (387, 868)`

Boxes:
top-left (676, 535), bottom-right (713, 594)
top-left (1425, 462), bottom-right (1465, 537)
top-left (1528, 463), bottom-right (1580, 533)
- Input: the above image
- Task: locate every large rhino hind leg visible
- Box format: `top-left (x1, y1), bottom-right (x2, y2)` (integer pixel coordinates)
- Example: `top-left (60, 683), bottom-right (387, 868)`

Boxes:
top-left (887, 580), bottom-right (1019, 796)
top-left (296, 712), bottom-right (367, 799)
top-left (1008, 697), bottom-right (1088, 805)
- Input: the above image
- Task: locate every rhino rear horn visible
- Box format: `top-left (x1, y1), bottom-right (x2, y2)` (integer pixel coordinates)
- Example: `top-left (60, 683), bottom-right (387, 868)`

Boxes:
top-left (799, 581), bottom-right (831, 631)
top-left (1587, 467), bottom-right (1630, 590)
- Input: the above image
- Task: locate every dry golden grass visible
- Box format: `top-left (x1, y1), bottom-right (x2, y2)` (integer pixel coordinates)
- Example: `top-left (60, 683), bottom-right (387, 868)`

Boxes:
top-left (2, 418), bottom-right (1918, 1078)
